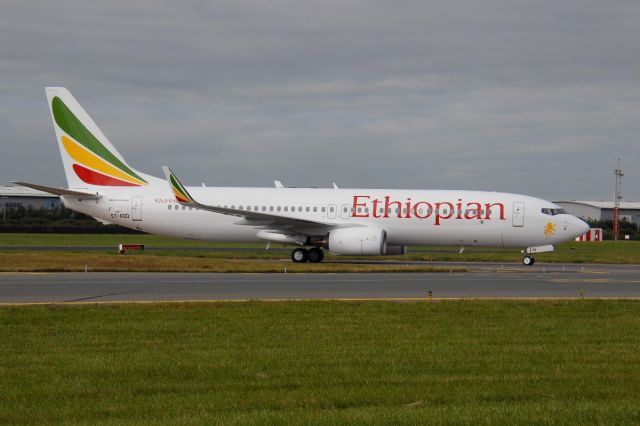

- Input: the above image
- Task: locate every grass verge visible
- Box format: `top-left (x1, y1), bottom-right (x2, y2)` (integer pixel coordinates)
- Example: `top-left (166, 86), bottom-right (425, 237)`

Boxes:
top-left (2, 234), bottom-right (640, 264)
top-left (0, 252), bottom-right (461, 273)
top-left (1, 300), bottom-right (640, 424)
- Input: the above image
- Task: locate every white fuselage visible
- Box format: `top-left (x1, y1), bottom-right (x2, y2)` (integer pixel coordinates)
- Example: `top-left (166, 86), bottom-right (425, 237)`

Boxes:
top-left (62, 176), bottom-right (588, 250)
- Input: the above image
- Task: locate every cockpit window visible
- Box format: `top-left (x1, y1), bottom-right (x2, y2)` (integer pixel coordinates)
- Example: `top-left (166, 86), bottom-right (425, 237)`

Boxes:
top-left (541, 208), bottom-right (566, 216)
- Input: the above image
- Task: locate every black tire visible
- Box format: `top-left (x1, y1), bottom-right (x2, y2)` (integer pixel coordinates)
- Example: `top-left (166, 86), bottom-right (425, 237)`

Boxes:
top-left (522, 255), bottom-right (534, 266)
top-left (291, 248), bottom-right (308, 263)
top-left (307, 247), bottom-right (325, 263)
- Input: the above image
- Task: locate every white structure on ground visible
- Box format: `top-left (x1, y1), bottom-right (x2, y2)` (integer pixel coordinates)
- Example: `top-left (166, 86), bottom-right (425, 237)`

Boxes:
top-left (554, 201), bottom-right (640, 225)
top-left (0, 185), bottom-right (60, 213)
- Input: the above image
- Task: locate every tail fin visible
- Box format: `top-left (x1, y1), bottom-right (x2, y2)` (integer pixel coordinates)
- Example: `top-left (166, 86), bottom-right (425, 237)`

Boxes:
top-left (45, 87), bottom-right (148, 188)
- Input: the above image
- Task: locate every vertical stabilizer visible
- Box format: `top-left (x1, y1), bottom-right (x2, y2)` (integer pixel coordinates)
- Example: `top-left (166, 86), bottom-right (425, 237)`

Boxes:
top-left (45, 87), bottom-right (148, 188)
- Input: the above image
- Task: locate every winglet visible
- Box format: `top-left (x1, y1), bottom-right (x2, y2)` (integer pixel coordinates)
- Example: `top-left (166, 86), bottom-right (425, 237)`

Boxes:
top-left (162, 166), bottom-right (196, 205)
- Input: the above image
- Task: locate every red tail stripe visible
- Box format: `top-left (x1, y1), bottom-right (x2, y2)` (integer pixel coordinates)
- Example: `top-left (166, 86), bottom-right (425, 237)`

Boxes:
top-left (73, 164), bottom-right (139, 187)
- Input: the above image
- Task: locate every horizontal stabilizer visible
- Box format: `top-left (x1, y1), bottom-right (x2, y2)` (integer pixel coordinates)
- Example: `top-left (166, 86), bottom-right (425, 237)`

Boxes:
top-left (11, 181), bottom-right (101, 200)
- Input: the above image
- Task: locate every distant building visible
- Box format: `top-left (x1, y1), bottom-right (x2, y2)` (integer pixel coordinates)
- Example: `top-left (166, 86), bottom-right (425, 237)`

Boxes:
top-left (0, 186), bottom-right (60, 214)
top-left (554, 201), bottom-right (640, 224)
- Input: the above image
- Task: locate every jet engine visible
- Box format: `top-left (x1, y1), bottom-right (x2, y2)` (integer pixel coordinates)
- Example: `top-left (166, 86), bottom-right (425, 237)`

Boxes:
top-left (328, 227), bottom-right (387, 256)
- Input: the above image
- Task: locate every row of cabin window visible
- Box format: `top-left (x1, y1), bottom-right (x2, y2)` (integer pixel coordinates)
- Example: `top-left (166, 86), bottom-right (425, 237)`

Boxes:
top-left (167, 204), bottom-right (488, 216)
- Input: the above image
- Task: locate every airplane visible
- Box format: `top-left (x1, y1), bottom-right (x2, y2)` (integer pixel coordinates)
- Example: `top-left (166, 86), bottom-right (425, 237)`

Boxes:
top-left (14, 87), bottom-right (589, 265)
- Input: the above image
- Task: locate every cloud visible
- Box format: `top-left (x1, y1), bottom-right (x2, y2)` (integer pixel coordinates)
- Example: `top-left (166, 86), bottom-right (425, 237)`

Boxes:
top-left (1, 0), bottom-right (639, 200)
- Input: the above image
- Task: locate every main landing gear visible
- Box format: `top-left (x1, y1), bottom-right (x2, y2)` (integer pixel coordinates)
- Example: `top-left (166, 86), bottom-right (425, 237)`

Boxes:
top-left (522, 255), bottom-right (535, 266)
top-left (291, 247), bottom-right (325, 263)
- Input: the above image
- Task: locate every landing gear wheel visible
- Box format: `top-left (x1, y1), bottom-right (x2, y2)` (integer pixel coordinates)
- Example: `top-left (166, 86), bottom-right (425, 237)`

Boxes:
top-left (522, 255), bottom-right (535, 266)
top-left (307, 247), bottom-right (325, 263)
top-left (291, 248), bottom-right (309, 263)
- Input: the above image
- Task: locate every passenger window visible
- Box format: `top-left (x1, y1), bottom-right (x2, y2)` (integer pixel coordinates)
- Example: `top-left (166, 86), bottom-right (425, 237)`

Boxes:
top-left (284, 206), bottom-right (288, 212)
top-left (330, 207), bottom-right (334, 212)
top-left (262, 206), bottom-right (266, 211)
top-left (313, 207), bottom-right (317, 212)
top-left (182, 205), bottom-right (186, 210)
top-left (270, 206), bottom-right (274, 212)
top-left (322, 207), bottom-right (326, 212)
top-left (168, 205), bottom-right (172, 210)
top-left (277, 206), bottom-right (282, 212)
top-left (298, 207), bottom-right (302, 212)
top-left (306, 207), bottom-right (310, 212)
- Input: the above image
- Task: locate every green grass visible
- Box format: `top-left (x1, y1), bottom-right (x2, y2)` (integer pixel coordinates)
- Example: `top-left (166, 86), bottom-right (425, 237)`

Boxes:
top-left (0, 251), bottom-right (461, 273)
top-left (2, 233), bottom-right (640, 264)
top-left (1, 301), bottom-right (640, 424)
top-left (0, 233), bottom-right (264, 248)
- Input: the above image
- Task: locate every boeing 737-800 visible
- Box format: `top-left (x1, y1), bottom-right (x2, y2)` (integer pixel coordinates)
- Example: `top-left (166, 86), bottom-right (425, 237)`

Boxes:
top-left (14, 88), bottom-right (589, 265)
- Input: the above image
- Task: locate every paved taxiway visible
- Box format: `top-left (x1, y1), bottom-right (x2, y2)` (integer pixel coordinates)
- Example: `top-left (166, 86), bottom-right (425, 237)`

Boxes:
top-left (1, 262), bottom-right (639, 303)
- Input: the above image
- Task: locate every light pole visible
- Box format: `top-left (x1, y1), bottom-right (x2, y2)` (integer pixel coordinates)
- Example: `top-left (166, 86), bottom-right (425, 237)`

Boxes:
top-left (613, 159), bottom-right (624, 241)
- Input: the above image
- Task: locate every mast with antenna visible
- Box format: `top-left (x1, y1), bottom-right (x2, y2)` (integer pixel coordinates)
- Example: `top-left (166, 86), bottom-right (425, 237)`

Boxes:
top-left (613, 159), bottom-right (624, 241)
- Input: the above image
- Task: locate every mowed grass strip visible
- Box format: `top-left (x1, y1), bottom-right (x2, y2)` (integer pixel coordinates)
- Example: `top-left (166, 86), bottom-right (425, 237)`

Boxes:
top-left (2, 233), bottom-right (640, 264)
top-left (1, 301), bottom-right (640, 424)
top-left (0, 252), bottom-right (458, 273)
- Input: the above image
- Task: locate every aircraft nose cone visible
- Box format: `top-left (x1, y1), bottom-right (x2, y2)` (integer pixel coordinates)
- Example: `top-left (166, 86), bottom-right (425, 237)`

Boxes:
top-left (570, 216), bottom-right (589, 238)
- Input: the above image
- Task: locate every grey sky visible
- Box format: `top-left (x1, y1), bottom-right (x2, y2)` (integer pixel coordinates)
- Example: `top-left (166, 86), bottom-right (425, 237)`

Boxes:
top-left (1, 0), bottom-right (639, 200)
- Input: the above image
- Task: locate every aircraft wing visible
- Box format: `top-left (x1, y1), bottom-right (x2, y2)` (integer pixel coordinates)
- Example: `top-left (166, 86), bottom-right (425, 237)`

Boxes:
top-left (11, 181), bottom-right (101, 200)
top-left (161, 167), bottom-right (338, 233)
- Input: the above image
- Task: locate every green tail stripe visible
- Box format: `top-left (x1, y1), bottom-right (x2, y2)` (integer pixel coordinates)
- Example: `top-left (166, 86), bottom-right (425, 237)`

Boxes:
top-left (170, 175), bottom-right (191, 200)
top-left (52, 97), bottom-right (147, 184)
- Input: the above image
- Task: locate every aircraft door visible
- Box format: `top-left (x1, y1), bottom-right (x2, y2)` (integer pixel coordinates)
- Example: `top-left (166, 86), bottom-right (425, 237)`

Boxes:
top-left (327, 204), bottom-right (337, 220)
top-left (512, 201), bottom-right (525, 227)
top-left (131, 196), bottom-right (142, 221)
top-left (341, 204), bottom-right (351, 220)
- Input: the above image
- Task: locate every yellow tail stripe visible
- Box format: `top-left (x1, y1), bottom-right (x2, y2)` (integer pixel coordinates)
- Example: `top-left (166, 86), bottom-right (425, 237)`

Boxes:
top-left (61, 136), bottom-right (146, 186)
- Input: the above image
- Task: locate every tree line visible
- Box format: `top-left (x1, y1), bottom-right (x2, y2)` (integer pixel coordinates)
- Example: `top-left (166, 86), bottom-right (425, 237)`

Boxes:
top-left (0, 206), bottom-right (142, 234)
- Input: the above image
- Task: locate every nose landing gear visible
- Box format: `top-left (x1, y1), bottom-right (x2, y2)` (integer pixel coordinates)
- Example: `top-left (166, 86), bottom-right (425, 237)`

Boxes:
top-left (522, 255), bottom-right (535, 266)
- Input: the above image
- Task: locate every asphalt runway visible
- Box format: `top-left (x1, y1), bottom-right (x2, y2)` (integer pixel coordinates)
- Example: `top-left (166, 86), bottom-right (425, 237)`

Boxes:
top-left (1, 262), bottom-right (639, 303)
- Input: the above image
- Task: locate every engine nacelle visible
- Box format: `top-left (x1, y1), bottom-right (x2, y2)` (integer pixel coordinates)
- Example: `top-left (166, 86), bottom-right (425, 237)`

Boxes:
top-left (328, 227), bottom-right (387, 256)
top-left (384, 245), bottom-right (407, 255)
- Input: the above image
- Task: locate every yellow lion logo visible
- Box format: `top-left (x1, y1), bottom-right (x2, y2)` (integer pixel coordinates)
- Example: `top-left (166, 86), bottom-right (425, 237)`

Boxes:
top-left (544, 222), bottom-right (556, 236)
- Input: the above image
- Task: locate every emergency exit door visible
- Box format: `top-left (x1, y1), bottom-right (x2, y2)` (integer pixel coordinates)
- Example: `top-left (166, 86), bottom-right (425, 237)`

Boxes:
top-left (512, 201), bottom-right (524, 227)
